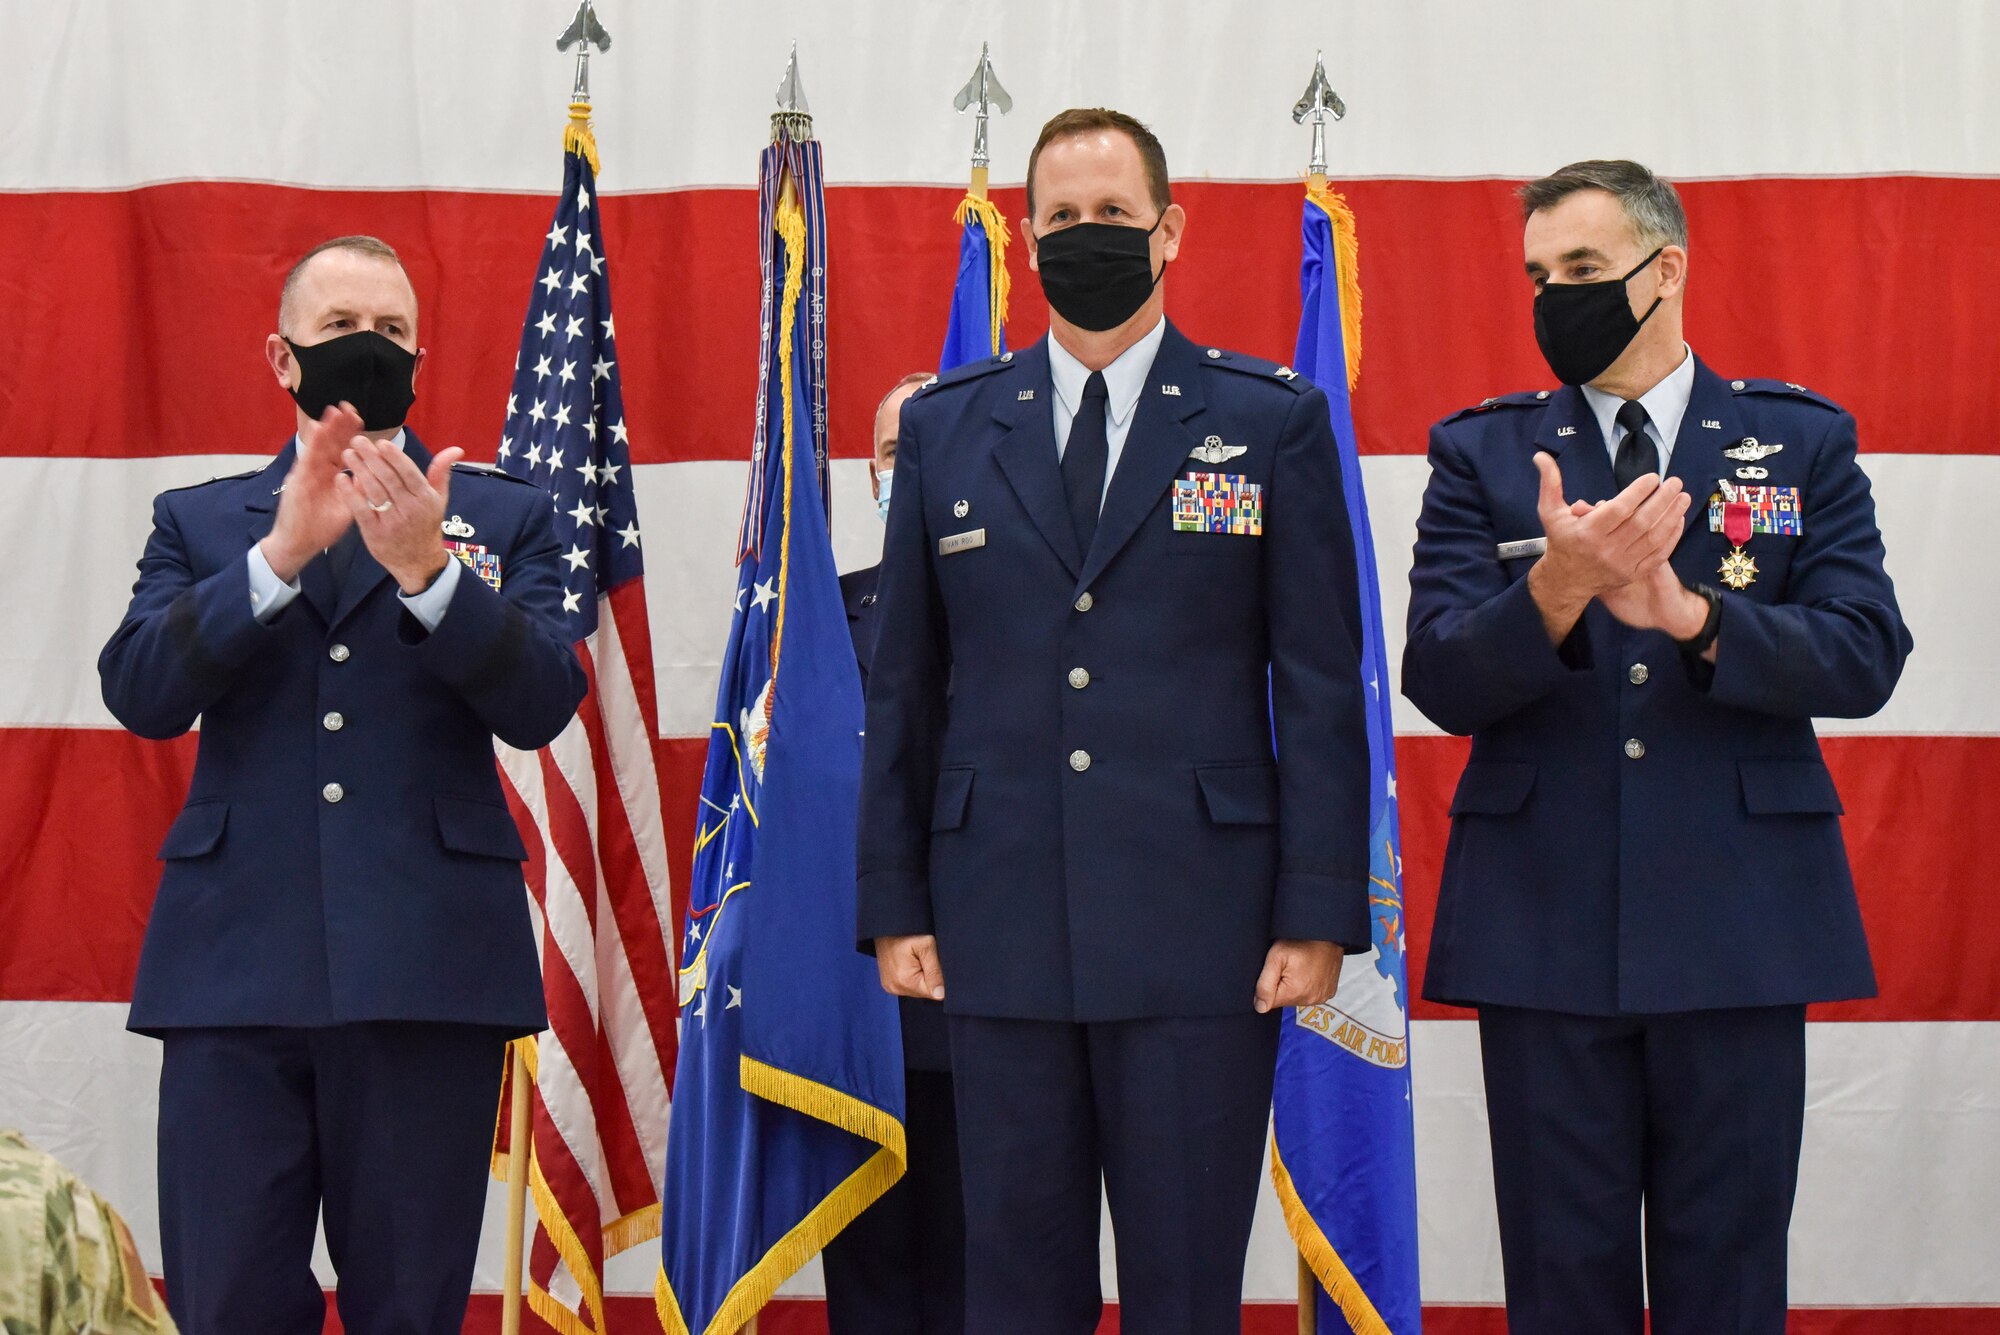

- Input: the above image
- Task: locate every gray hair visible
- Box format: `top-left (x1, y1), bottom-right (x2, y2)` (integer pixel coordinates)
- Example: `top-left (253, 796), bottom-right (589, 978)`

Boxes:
top-left (1519, 160), bottom-right (1688, 250)
top-left (875, 371), bottom-right (933, 428)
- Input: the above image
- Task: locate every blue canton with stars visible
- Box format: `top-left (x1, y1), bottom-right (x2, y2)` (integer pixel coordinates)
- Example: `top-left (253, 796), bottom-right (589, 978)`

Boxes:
top-left (499, 148), bottom-right (643, 633)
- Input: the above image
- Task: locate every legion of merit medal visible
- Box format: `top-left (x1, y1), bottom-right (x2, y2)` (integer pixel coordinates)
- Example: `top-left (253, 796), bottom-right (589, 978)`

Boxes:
top-left (1719, 493), bottom-right (1758, 589)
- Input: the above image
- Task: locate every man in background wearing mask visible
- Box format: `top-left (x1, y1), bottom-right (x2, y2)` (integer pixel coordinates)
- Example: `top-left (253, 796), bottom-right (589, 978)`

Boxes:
top-left (823, 370), bottom-right (965, 1334)
top-left (1403, 162), bottom-right (1910, 1333)
top-left (857, 109), bottom-right (1371, 1334)
top-left (98, 235), bottom-right (586, 1334)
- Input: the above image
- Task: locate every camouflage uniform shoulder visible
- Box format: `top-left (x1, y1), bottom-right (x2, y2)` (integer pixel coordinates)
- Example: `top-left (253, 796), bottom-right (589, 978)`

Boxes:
top-left (1439, 389), bottom-right (1558, 426)
top-left (451, 461), bottom-right (540, 487)
top-left (1196, 345), bottom-right (1314, 394)
top-left (1725, 377), bottom-right (1846, 414)
top-left (913, 352), bottom-right (1019, 398)
top-left (0, 1129), bottom-right (179, 1333)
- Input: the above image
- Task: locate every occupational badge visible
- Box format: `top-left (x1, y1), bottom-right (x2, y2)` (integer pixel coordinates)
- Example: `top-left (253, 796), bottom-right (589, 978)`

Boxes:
top-left (1188, 436), bottom-right (1248, 465)
top-left (1172, 471), bottom-right (1263, 535)
top-left (441, 514), bottom-right (476, 539)
top-left (1723, 437), bottom-right (1784, 462)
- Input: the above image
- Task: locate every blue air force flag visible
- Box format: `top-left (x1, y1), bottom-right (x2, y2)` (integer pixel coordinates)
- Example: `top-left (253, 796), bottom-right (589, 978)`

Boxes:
top-left (938, 193), bottom-right (1011, 372)
top-left (656, 139), bottom-right (906, 1335)
top-left (1271, 188), bottom-right (1423, 1335)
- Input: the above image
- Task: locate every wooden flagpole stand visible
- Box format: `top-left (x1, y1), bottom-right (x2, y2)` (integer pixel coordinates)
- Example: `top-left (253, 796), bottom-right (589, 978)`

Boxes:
top-left (500, 1041), bottom-right (533, 1335)
top-left (1298, 1252), bottom-right (1319, 1334)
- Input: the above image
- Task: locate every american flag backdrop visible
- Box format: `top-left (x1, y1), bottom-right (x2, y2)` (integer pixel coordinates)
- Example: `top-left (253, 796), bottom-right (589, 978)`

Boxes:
top-left (0, 3), bottom-right (1996, 1332)
top-left (488, 127), bottom-right (680, 1335)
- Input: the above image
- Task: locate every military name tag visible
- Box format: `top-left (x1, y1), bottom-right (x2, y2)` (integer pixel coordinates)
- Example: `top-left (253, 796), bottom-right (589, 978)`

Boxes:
top-left (1173, 472), bottom-right (1264, 535)
top-left (938, 528), bottom-right (986, 556)
top-left (1707, 482), bottom-right (1803, 537)
top-left (444, 540), bottom-right (503, 590)
top-left (1496, 537), bottom-right (1548, 560)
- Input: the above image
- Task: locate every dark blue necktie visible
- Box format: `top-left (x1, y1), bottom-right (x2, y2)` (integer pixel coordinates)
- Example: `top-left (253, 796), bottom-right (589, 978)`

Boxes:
top-left (1063, 371), bottom-right (1110, 553)
top-left (1613, 399), bottom-right (1657, 491)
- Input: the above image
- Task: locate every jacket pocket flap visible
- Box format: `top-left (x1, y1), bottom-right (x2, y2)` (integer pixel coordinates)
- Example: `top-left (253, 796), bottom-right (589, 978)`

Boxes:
top-left (1450, 762), bottom-right (1537, 816)
top-left (931, 767), bottom-right (975, 832)
top-left (158, 801), bottom-right (228, 859)
top-left (434, 796), bottom-right (531, 860)
top-left (1196, 763), bottom-right (1279, 825)
top-left (1738, 760), bottom-right (1844, 815)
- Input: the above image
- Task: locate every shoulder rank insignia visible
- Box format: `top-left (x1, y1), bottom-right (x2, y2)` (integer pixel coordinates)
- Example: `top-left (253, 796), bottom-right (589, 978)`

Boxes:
top-left (1723, 437), bottom-right (1784, 462)
top-left (1189, 436), bottom-right (1247, 465)
top-left (441, 514), bottom-right (476, 539)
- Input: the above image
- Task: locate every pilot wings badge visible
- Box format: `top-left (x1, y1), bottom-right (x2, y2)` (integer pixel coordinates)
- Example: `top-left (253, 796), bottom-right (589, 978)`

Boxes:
top-left (1189, 435), bottom-right (1247, 465)
top-left (1723, 437), bottom-right (1784, 462)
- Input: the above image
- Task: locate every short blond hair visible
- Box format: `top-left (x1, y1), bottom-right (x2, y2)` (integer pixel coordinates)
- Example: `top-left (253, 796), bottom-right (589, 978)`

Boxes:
top-left (278, 235), bottom-right (406, 334)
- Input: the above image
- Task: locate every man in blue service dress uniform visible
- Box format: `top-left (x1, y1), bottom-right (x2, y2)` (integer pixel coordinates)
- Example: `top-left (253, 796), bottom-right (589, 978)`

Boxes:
top-left (1403, 163), bottom-right (1911, 1335)
top-left (98, 236), bottom-right (587, 1335)
top-left (857, 109), bottom-right (1372, 1335)
top-left (823, 371), bottom-right (966, 1335)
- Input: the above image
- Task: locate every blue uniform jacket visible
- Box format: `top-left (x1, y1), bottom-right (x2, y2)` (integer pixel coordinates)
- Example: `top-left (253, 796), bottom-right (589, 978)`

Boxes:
top-left (857, 324), bottom-right (1373, 1023)
top-left (842, 564), bottom-right (951, 1072)
top-left (100, 434), bottom-right (587, 1034)
top-left (1403, 360), bottom-right (1911, 1015)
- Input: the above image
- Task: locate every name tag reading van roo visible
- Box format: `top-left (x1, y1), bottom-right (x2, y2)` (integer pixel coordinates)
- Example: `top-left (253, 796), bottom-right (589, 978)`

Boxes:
top-left (939, 529), bottom-right (986, 556)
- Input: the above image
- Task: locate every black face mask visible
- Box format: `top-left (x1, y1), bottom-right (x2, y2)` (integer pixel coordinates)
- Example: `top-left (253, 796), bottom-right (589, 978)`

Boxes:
top-left (1532, 248), bottom-right (1664, 386)
top-left (1034, 217), bottom-right (1164, 332)
top-left (284, 330), bottom-right (418, 431)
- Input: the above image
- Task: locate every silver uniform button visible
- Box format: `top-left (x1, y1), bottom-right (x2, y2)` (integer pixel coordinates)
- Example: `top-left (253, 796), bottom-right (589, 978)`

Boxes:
top-left (1628, 663), bottom-right (1650, 686)
top-left (329, 643), bottom-right (351, 663)
top-left (1074, 592), bottom-right (1094, 612)
top-left (322, 782), bottom-right (345, 803)
top-left (1731, 380), bottom-right (1747, 391)
top-left (1068, 668), bottom-right (1090, 690)
top-left (1536, 390), bottom-right (1550, 399)
top-left (1069, 749), bottom-right (1092, 772)
top-left (1206, 348), bottom-right (1222, 359)
top-left (323, 711), bottom-right (345, 731)
top-left (1624, 738), bottom-right (1646, 760)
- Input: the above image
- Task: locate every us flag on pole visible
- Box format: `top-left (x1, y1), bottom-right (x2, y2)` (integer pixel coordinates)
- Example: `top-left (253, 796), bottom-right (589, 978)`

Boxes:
top-left (489, 124), bottom-right (680, 1335)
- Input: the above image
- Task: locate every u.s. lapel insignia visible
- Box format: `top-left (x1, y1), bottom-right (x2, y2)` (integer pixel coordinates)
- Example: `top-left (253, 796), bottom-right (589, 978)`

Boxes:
top-left (1556, 425), bottom-right (1577, 437)
top-left (1189, 435), bottom-right (1247, 465)
top-left (1723, 437), bottom-right (1784, 462)
top-left (1702, 418), bottom-right (1722, 429)
top-left (442, 514), bottom-right (476, 539)
top-left (1161, 384), bottom-right (1182, 397)
top-left (1017, 389), bottom-right (1035, 401)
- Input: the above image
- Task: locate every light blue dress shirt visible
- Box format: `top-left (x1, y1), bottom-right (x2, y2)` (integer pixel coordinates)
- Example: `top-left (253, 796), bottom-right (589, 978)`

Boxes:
top-left (1048, 316), bottom-right (1167, 510)
top-left (1579, 344), bottom-right (1696, 475)
top-left (246, 429), bottom-right (461, 631)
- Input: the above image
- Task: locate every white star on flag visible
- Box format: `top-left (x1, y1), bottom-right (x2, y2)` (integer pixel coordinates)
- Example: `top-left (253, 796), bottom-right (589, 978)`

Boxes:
top-left (750, 578), bottom-right (777, 612)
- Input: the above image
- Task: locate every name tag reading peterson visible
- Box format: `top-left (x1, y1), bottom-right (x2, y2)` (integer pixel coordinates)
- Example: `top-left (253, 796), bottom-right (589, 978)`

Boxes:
top-left (939, 528), bottom-right (986, 556)
top-left (1495, 537), bottom-right (1548, 560)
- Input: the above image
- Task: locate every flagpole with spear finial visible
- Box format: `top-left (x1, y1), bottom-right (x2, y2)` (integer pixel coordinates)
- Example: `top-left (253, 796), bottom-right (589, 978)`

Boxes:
top-left (953, 41), bottom-right (1011, 202)
top-left (1290, 58), bottom-right (1346, 1331)
top-left (497, 17), bottom-right (610, 1334)
top-left (772, 42), bottom-right (810, 213)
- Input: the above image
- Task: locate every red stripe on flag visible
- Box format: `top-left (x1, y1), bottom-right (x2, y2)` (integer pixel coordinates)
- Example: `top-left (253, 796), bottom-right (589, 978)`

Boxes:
top-left (1399, 733), bottom-right (2000, 1022)
top-left (7, 728), bottom-right (1995, 1021)
top-left (2, 178), bottom-right (1994, 465)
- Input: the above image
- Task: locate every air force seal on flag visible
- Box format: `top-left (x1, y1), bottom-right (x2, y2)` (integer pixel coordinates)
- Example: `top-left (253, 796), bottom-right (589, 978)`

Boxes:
top-left (1293, 819), bottom-right (1410, 1071)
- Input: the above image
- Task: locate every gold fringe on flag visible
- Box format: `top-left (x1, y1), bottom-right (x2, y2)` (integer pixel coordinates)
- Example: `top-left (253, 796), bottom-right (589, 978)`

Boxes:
top-left (565, 99), bottom-right (602, 175)
top-left (952, 194), bottom-right (1013, 358)
top-left (1305, 184), bottom-right (1362, 390)
top-left (1271, 1135), bottom-right (1394, 1335)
